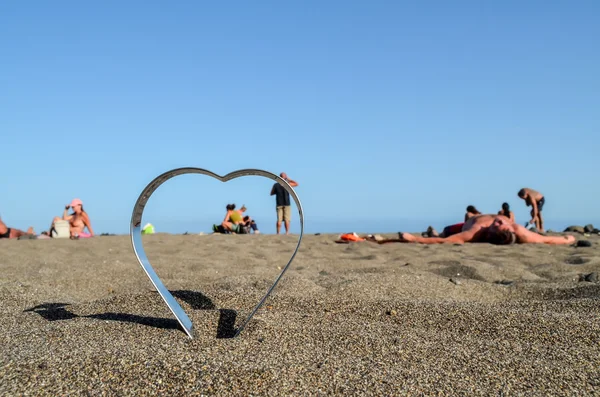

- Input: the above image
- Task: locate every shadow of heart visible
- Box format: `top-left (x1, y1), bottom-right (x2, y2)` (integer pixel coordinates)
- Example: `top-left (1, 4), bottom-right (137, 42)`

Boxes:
top-left (130, 167), bottom-right (304, 339)
top-left (24, 290), bottom-right (241, 339)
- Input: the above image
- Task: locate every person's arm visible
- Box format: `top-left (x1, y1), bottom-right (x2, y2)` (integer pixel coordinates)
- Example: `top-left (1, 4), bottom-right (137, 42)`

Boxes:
top-left (286, 178), bottom-right (298, 187)
top-left (513, 224), bottom-right (575, 245)
top-left (510, 211), bottom-right (515, 223)
top-left (270, 184), bottom-right (276, 196)
top-left (82, 213), bottom-right (95, 236)
top-left (62, 206), bottom-right (73, 221)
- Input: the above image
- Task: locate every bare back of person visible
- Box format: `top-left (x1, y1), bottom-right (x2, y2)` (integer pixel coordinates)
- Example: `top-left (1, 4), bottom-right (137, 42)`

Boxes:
top-left (522, 188), bottom-right (543, 205)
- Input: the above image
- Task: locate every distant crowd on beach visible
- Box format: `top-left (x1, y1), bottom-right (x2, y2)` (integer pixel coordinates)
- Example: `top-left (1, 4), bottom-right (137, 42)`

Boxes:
top-left (338, 187), bottom-right (580, 246)
top-left (0, 172), bottom-right (300, 240)
top-left (212, 172), bottom-right (299, 236)
top-left (426, 187), bottom-right (545, 238)
top-left (2, 182), bottom-right (581, 246)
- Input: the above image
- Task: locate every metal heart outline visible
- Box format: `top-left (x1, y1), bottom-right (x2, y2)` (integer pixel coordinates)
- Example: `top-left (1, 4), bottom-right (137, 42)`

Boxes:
top-left (129, 167), bottom-right (304, 339)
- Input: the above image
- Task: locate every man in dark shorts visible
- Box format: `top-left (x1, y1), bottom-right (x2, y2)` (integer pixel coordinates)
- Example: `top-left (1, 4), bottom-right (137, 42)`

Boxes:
top-left (518, 188), bottom-right (545, 233)
top-left (270, 172), bottom-right (298, 235)
top-left (0, 215), bottom-right (35, 239)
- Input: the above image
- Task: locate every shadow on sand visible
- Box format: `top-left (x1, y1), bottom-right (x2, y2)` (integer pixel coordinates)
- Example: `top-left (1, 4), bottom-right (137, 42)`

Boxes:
top-left (23, 290), bottom-right (239, 339)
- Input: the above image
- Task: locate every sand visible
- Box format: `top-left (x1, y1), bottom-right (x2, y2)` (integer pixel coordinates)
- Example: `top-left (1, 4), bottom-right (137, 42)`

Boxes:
top-left (1, 232), bottom-right (599, 395)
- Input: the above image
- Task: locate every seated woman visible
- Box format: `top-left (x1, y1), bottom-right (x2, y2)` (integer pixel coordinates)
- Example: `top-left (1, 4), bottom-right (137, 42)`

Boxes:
top-left (0, 216), bottom-right (35, 239)
top-left (49, 198), bottom-right (95, 239)
top-left (465, 205), bottom-right (482, 222)
top-left (497, 202), bottom-right (515, 223)
top-left (221, 204), bottom-right (244, 234)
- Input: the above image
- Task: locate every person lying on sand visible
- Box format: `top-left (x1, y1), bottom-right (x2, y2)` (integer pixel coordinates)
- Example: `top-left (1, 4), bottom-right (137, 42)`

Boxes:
top-left (0, 216), bottom-right (35, 239)
top-left (49, 198), bottom-right (95, 239)
top-left (378, 214), bottom-right (575, 245)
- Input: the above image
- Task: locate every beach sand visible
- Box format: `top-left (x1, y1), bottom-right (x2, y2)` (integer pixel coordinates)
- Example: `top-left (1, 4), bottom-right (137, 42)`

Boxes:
top-left (1, 232), bottom-right (599, 395)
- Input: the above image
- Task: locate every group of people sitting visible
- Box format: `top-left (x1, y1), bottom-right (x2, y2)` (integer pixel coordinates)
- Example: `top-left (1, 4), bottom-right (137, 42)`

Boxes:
top-left (212, 203), bottom-right (260, 235)
top-left (0, 198), bottom-right (95, 240)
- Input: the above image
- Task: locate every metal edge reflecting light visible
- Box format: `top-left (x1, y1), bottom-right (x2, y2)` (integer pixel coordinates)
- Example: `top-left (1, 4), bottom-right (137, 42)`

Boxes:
top-left (129, 167), bottom-right (304, 339)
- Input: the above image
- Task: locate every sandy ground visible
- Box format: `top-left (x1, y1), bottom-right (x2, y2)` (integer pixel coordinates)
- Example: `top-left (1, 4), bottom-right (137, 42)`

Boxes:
top-left (1, 232), bottom-right (599, 396)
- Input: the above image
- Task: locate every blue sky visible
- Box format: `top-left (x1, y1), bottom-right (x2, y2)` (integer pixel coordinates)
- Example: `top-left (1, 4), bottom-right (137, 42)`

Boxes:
top-left (1, 1), bottom-right (598, 235)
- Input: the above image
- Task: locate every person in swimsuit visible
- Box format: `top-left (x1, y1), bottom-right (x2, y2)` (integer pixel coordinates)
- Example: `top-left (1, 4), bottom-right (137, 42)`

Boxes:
top-left (378, 214), bottom-right (575, 245)
top-left (0, 216), bottom-right (35, 239)
top-left (498, 202), bottom-right (515, 223)
top-left (49, 198), bottom-right (95, 239)
top-left (518, 188), bottom-right (545, 232)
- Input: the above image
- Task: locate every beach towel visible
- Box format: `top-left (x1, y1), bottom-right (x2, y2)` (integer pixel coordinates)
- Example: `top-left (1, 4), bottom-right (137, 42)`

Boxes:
top-left (335, 232), bottom-right (366, 244)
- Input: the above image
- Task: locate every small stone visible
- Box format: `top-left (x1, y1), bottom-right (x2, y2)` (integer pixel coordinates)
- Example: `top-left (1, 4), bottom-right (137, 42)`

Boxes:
top-left (449, 278), bottom-right (461, 285)
top-left (564, 226), bottom-right (585, 233)
top-left (585, 273), bottom-right (598, 282)
top-left (584, 224), bottom-right (594, 233)
top-left (576, 240), bottom-right (592, 248)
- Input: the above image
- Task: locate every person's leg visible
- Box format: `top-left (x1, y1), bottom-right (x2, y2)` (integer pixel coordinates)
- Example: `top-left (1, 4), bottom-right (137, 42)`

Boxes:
top-left (276, 206), bottom-right (283, 234)
top-left (9, 227), bottom-right (34, 238)
top-left (283, 206), bottom-right (291, 235)
top-left (379, 230), bottom-right (475, 245)
top-left (221, 221), bottom-right (235, 232)
top-left (537, 198), bottom-right (545, 232)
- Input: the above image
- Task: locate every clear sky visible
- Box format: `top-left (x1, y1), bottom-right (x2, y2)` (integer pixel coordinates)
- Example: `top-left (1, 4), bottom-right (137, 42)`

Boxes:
top-left (1, 1), bottom-right (599, 235)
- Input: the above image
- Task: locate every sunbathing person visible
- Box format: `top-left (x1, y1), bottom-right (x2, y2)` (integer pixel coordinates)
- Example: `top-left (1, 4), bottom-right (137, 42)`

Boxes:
top-left (0, 216), bottom-right (35, 239)
top-left (497, 202), bottom-right (515, 223)
top-left (379, 214), bottom-right (575, 245)
top-left (49, 198), bottom-right (95, 239)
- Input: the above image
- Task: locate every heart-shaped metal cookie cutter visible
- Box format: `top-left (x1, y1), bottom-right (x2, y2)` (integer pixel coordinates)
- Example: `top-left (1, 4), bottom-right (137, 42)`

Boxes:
top-left (130, 167), bottom-right (304, 338)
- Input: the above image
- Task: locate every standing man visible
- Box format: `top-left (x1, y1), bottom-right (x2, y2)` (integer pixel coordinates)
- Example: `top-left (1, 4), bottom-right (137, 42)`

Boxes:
top-left (270, 172), bottom-right (298, 235)
top-left (518, 188), bottom-right (545, 233)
